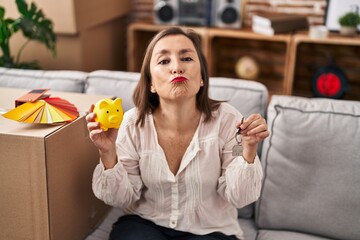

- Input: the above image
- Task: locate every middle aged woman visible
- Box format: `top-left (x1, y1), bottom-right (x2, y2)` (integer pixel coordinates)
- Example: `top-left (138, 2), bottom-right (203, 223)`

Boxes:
top-left (86, 27), bottom-right (269, 240)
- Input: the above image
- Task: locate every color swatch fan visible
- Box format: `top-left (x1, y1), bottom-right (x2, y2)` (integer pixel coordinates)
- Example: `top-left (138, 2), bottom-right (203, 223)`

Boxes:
top-left (2, 89), bottom-right (79, 124)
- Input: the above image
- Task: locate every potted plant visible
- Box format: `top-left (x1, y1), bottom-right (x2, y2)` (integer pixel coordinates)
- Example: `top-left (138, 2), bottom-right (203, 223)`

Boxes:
top-left (0, 0), bottom-right (56, 69)
top-left (338, 11), bottom-right (360, 36)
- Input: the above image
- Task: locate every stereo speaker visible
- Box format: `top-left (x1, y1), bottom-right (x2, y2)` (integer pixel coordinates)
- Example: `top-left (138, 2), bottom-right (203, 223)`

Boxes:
top-left (178, 0), bottom-right (212, 26)
top-left (213, 0), bottom-right (242, 28)
top-left (154, 0), bottom-right (179, 25)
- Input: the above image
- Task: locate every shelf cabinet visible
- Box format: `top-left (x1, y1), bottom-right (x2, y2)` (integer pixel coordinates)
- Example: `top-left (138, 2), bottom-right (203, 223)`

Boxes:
top-left (207, 28), bottom-right (292, 95)
top-left (127, 23), bottom-right (360, 100)
top-left (288, 33), bottom-right (360, 100)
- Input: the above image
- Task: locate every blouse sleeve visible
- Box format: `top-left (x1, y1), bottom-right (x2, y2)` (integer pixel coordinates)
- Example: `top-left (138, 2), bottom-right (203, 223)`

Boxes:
top-left (92, 111), bottom-right (143, 208)
top-left (217, 155), bottom-right (263, 208)
top-left (217, 108), bottom-right (263, 209)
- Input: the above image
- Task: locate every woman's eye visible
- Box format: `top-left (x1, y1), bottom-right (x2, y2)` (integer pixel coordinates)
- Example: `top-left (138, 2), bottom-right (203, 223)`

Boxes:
top-left (183, 57), bottom-right (193, 62)
top-left (159, 59), bottom-right (169, 65)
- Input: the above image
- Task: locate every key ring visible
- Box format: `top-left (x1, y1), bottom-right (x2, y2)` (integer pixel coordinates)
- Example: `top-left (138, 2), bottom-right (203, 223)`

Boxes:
top-left (235, 117), bottom-right (244, 144)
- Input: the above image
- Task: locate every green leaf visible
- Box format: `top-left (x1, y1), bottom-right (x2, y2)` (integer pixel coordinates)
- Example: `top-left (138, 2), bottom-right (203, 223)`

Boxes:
top-left (1, 0), bottom-right (57, 68)
top-left (16, 0), bottom-right (29, 18)
top-left (17, 0), bottom-right (57, 56)
top-left (29, 3), bottom-right (36, 18)
top-left (338, 12), bottom-right (360, 26)
top-left (0, 7), bottom-right (5, 20)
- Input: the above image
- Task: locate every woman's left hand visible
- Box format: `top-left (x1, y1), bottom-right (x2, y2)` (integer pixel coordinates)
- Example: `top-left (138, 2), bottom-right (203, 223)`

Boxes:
top-left (235, 113), bottom-right (269, 163)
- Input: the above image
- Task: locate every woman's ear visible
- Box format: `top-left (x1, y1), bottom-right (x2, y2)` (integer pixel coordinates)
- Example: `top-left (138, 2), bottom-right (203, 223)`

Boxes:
top-left (200, 80), bottom-right (204, 86)
top-left (150, 85), bottom-right (156, 93)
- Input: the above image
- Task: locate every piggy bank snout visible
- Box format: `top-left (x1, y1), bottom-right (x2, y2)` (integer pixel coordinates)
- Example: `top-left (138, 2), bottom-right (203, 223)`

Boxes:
top-left (109, 115), bottom-right (121, 124)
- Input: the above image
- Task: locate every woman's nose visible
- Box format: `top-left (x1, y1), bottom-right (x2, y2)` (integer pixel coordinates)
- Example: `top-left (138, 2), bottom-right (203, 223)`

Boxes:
top-left (171, 60), bottom-right (184, 74)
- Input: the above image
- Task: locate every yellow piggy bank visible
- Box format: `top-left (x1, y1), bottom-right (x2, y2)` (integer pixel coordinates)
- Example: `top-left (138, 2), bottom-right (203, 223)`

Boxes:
top-left (93, 98), bottom-right (124, 131)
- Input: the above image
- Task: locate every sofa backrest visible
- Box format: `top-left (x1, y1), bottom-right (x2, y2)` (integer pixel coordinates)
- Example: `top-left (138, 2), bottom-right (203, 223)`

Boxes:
top-left (85, 71), bottom-right (269, 118)
top-left (0, 67), bottom-right (87, 93)
top-left (209, 77), bottom-right (268, 117)
top-left (256, 95), bottom-right (360, 240)
top-left (0, 68), bottom-right (269, 118)
top-left (85, 70), bottom-right (140, 111)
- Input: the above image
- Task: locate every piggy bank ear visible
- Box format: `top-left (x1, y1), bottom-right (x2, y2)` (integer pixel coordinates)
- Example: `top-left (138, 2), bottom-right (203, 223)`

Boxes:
top-left (113, 98), bottom-right (122, 107)
top-left (99, 100), bottom-right (109, 109)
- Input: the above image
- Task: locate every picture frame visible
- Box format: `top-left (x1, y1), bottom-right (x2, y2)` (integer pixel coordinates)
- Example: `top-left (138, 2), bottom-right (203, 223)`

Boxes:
top-left (325, 0), bottom-right (360, 31)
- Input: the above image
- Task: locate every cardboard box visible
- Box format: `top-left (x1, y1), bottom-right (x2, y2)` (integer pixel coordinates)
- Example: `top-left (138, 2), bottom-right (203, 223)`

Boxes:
top-left (0, 0), bottom-right (131, 71)
top-left (10, 16), bottom-right (129, 72)
top-left (0, 0), bottom-right (131, 34)
top-left (0, 88), bottom-right (112, 240)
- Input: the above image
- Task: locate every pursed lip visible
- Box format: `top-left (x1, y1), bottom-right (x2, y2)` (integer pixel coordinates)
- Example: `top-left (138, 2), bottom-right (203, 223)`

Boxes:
top-left (171, 76), bottom-right (188, 83)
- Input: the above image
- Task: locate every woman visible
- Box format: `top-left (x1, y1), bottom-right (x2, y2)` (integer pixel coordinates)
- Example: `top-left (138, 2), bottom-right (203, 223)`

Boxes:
top-left (86, 27), bottom-right (269, 240)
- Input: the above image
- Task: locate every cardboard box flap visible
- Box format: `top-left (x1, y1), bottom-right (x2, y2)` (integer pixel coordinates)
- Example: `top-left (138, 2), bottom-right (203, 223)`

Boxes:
top-left (0, 116), bottom-right (63, 138)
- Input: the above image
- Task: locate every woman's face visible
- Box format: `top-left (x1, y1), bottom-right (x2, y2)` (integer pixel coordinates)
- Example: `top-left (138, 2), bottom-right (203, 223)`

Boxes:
top-left (149, 34), bottom-right (203, 102)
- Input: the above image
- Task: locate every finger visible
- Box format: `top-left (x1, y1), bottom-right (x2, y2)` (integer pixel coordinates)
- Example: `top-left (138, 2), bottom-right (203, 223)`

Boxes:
top-left (249, 133), bottom-right (269, 143)
top-left (255, 130), bottom-right (270, 140)
top-left (89, 128), bottom-right (103, 141)
top-left (242, 113), bottom-right (262, 130)
top-left (242, 117), bottom-right (265, 134)
top-left (86, 112), bottom-right (96, 123)
top-left (87, 121), bottom-right (100, 131)
top-left (88, 104), bottom-right (95, 113)
top-left (245, 121), bottom-right (267, 135)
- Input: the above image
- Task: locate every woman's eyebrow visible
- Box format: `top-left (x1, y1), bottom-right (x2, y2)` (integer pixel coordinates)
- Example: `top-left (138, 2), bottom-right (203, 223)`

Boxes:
top-left (154, 49), bottom-right (170, 56)
top-left (154, 48), bottom-right (195, 56)
top-left (179, 48), bottom-right (195, 54)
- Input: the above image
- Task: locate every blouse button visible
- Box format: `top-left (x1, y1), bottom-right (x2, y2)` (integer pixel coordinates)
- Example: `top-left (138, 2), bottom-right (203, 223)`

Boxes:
top-left (169, 220), bottom-right (177, 228)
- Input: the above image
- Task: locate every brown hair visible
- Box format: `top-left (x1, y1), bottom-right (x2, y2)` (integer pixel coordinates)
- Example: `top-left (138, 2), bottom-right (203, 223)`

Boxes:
top-left (132, 27), bottom-right (221, 127)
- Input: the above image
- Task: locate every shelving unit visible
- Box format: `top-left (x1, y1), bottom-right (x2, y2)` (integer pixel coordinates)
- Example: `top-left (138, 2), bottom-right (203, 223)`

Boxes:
top-left (127, 22), bottom-right (360, 100)
top-left (288, 32), bottom-right (360, 100)
top-left (207, 28), bottom-right (292, 95)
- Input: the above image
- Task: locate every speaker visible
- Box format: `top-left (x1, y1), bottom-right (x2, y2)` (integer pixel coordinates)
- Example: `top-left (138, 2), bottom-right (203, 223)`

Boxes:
top-left (154, 0), bottom-right (179, 25)
top-left (179, 0), bottom-right (212, 26)
top-left (213, 0), bottom-right (241, 28)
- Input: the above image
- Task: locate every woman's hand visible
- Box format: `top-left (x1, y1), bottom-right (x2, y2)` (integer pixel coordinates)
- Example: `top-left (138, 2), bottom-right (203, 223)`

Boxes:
top-left (236, 113), bottom-right (269, 163)
top-left (86, 104), bottom-right (118, 169)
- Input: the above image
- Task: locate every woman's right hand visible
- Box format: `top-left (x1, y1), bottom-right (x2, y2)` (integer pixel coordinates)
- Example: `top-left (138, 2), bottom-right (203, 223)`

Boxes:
top-left (86, 104), bottom-right (118, 169)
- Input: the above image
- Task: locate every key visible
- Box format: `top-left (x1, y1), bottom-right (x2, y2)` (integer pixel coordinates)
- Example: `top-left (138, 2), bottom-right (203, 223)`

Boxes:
top-left (232, 144), bottom-right (243, 157)
top-left (232, 117), bottom-right (244, 157)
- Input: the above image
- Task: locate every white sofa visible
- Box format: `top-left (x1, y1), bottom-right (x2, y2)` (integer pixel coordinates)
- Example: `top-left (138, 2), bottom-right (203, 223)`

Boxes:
top-left (1, 67), bottom-right (359, 240)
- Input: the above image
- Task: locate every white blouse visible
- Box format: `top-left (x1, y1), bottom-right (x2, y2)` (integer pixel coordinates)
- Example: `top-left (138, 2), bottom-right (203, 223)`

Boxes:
top-left (92, 103), bottom-right (263, 239)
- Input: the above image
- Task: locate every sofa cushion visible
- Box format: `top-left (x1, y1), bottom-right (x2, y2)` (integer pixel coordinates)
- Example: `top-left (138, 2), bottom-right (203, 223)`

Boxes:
top-left (85, 70), bottom-right (140, 111)
top-left (0, 67), bottom-right (87, 93)
top-left (256, 95), bottom-right (360, 240)
top-left (257, 230), bottom-right (333, 240)
top-left (238, 218), bottom-right (257, 240)
top-left (209, 77), bottom-right (268, 117)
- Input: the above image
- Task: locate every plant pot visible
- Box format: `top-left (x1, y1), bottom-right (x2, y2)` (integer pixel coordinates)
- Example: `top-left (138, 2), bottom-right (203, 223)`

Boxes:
top-left (339, 26), bottom-right (358, 36)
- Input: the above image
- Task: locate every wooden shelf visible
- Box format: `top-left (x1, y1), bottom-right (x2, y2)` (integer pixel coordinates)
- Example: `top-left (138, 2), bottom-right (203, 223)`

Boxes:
top-left (127, 23), bottom-right (360, 100)
top-left (207, 28), bottom-right (292, 95)
top-left (127, 23), bottom-right (292, 96)
top-left (288, 32), bottom-right (360, 100)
